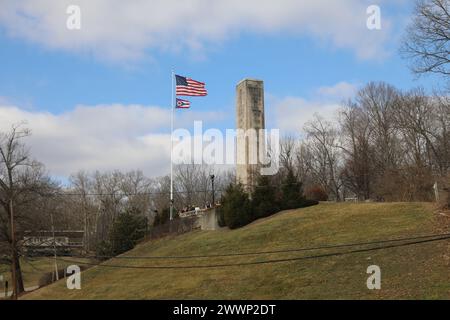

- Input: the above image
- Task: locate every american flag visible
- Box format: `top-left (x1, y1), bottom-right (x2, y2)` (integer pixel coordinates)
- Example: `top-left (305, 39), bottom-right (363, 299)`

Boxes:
top-left (176, 75), bottom-right (207, 96)
top-left (176, 98), bottom-right (191, 109)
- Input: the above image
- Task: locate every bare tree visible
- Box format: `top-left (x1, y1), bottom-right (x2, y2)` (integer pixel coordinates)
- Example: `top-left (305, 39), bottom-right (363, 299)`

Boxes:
top-left (120, 170), bottom-right (151, 210)
top-left (150, 175), bottom-right (171, 216)
top-left (0, 124), bottom-right (37, 297)
top-left (358, 82), bottom-right (401, 173)
top-left (92, 171), bottom-right (124, 243)
top-left (295, 141), bottom-right (314, 189)
top-left (175, 163), bottom-right (202, 209)
top-left (401, 0), bottom-right (450, 79)
top-left (433, 93), bottom-right (450, 173)
top-left (280, 135), bottom-right (297, 176)
top-left (174, 164), bottom-right (220, 210)
top-left (304, 115), bottom-right (343, 201)
top-left (339, 102), bottom-right (373, 200)
top-left (70, 171), bottom-right (94, 252)
top-left (395, 89), bottom-right (450, 175)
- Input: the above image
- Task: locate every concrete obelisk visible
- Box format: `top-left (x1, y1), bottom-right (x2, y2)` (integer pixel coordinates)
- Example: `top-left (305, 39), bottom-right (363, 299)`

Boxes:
top-left (236, 79), bottom-right (265, 192)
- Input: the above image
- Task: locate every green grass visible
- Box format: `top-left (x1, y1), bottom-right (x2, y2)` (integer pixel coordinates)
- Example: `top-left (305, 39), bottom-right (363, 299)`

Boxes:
top-left (22, 202), bottom-right (450, 299)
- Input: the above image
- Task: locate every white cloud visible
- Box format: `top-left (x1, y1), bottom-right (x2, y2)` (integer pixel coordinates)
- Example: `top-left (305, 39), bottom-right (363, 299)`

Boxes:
top-left (0, 0), bottom-right (393, 62)
top-left (269, 81), bottom-right (360, 134)
top-left (0, 103), bottom-right (223, 177)
top-left (271, 97), bottom-right (341, 134)
top-left (316, 82), bottom-right (359, 101)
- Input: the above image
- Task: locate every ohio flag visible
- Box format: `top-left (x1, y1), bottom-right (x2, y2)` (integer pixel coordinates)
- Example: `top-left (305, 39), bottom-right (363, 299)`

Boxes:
top-left (176, 98), bottom-right (191, 109)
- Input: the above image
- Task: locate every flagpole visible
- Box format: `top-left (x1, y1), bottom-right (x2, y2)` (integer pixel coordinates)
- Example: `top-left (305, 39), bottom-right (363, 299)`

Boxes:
top-left (170, 70), bottom-right (174, 221)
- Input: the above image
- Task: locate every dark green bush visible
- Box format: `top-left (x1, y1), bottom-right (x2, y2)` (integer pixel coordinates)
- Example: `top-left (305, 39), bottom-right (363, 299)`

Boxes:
top-left (221, 183), bottom-right (252, 229)
top-left (251, 175), bottom-right (280, 219)
top-left (301, 199), bottom-right (319, 208)
top-left (96, 208), bottom-right (147, 257)
top-left (219, 172), bottom-right (318, 229)
top-left (216, 205), bottom-right (226, 227)
top-left (280, 169), bottom-right (306, 210)
top-left (109, 210), bottom-right (147, 256)
top-left (95, 240), bottom-right (113, 259)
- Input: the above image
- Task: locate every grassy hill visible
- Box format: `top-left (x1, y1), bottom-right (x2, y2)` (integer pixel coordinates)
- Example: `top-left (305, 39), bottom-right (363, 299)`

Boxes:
top-left (23, 202), bottom-right (450, 299)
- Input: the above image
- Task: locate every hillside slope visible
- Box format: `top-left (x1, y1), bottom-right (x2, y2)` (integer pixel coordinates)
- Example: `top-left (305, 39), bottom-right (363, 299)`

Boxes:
top-left (24, 203), bottom-right (450, 299)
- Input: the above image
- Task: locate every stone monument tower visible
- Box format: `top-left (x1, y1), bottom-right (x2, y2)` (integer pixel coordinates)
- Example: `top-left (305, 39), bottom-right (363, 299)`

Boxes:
top-left (236, 79), bottom-right (265, 191)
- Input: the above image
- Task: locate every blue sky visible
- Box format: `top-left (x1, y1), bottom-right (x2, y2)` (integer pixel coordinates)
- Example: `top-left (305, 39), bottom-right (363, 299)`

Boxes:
top-left (0, 0), bottom-right (443, 179)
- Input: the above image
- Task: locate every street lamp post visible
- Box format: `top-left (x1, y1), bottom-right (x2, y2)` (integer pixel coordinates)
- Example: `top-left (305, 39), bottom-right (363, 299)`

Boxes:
top-left (210, 174), bottom-right (215, 208)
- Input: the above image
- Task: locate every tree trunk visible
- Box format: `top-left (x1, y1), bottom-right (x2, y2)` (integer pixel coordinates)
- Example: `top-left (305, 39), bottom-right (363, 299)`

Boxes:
top-left (14, 251), bottom-right (25, 294)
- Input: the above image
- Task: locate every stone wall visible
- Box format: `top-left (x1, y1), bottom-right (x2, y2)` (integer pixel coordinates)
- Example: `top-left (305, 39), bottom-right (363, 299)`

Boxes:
top-left (198, 208), bottom-right (221, 231)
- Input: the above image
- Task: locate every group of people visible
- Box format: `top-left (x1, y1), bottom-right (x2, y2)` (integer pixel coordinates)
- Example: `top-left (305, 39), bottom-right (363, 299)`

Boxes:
top-left (180, 202), bottom-right (217, 214)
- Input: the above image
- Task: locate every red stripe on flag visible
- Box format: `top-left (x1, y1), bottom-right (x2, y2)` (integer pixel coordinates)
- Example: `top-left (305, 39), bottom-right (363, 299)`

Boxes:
top-left (177, 86), bottom-right (206, 91)
top-left (175, 76), bottom-right (208, 97)
top-left (176, 89), bottom-right (207, 96)
top-left (177, 92), bottom-right (208, 97)
top-left (186, 78), bottom-right (205, 86)
top-left (176, 91), bottom-right (207, 95)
